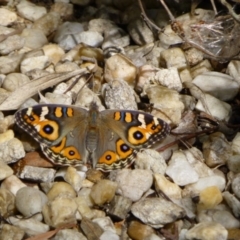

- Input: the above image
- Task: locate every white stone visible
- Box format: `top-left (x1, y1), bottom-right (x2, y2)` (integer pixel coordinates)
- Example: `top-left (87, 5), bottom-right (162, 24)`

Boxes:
top-left (195, 93), bottom-right (231, 121)
top-left (0, 138), bottom-right (25, 164)
top-left (75, 31), bottom-right (103, 47)
top-left (0, 161), bottom-right (13, 180)
top-left (1, 175), bottom-right (27, 195)
top-left (232, 173), bottom-right (240, 199)
top-left (166, 151), bottom-right (199, 186)
top-left (92, 217), bottom-right (116, 233)
top-left (2, 73), bottom-right (30, 92)
top-left (160, 47), bottom-right (187, 69)
top-left (20, 56), bottom-right (51, 73)
top-left (134, 149), bottom-right (167, 174)
top-left (185, 222), bottom-right (227, 240)
top-left (131, 197), bottom-right (185, 228)
top-left (154, 67), bottom-right (182, 92)
top-left (0, 54), bottom-right (25, 74)
top-left (33, 12), bottom-right (61, 37)
top-left (17, 166), bottom-right (56, 182)
top-left (182, 175), bottom-right (226, 198)
top-left (231, 132), bottom-right (240, 154)
top-left (227, 60), bottom-right (240, 85)
top-left (127, 18), bottom-right (154, 45)
top-left (154, 173), bottom-right (182, 199)
top-left (17, 0), bottom-right (47, 21)
top-left (198, 209), bottom-right (240, 229)
top-left (54, 21), bottom-right (84, 50)
top-left (64, 166), bottom-right (83, 192)
top-left (0, 8), bottom-right (17, 26)
top-left (42, 44), bottom-right (65, 65)
top-left (52, 229), bottom-right (87, 240)
top-left (21, 28), bottom-right (48, 49)
top-left (192, 71), bottom-right (239, 101)
top-left (16, 187), bottom-right (48, 218)
top-left (100, 231), bottom-right (120, 240)
top-left (9, 216), bottom-right (50, 236)
top-left (115, 169), bottom-right (153, 202)
top-left (0, 35), bottom-right (25, 55)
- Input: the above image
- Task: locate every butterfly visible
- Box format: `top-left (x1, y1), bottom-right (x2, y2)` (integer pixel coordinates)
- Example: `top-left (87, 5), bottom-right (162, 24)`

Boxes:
top-left (15, 102), bottom-right (170, 172)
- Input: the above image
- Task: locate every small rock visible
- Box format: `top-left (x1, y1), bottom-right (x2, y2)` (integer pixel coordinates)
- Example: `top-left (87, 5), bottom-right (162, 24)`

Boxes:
top-left (0, 188), bottom-right (15, 217)
top-left (0, 224), bottom-right (24, 240)
top-left (64, 166), bottom-right (83, 192)
top-left (42, 44), bottom-right (65, 65)
top-left (131, 197), bottom-right (185, 228)
top-left (197, 186), bottom-right (223, 211)
top-left (160, 47), bottom-right (187, 69)
top-left (192, 71), bottom-right (239, 101)
top-left (17, 0), bottom-right (47, 21)
top-left (104, 54), bottom-right (137, 86)
top-left (185, 222), bottom-right (227, 240)
top-left (0, 53), bottom-right (24, 74)
top-left (127, 18), bottom-right (154, 45)
top-left (1, 175), bottom-right (27, 195)
top-left (78, 187), bottom-right (95, 207)
top-left (9, 216), bottom-right (50, 236)
top-left (145, 85), bottom-right (184, 125)
top-left (33, 12), bottom-right (61, 36)
top-left (15, 187), bottom-right (48, 218)
top-left (54, 21), bottom-right (84, 50)
top-left (2, 73), bottom-right (30, 92)
top-left (52, 229), bottom-right (87, 240)
top-left (231, 174), bottom-right (240, 199)
top-left (227, 60), bottom-right (240, 85)
top-left (90, 179), bottom-right (117, 206)
top-left (222, 191), bottom-right (240, 218)
top-left (0, 137), bottom-right (25, 164)
top-left (0, 160), bottom-right (13, 180)
top-left (51, 2), bottom-right (74, 19)
top-left (75, 196), bottom-right (96, 219)
top-left (100, 230), bottom-right (120, 240)
top-left (154, 67), bottom-right (182, 92)
top-left (134, 149), bottom-right (167, 174)
top-left (190, 59), bottom-right (213, 79)
top-left (166, 151), bottom-right (199, 186)
top-left (75, 31), bottom-right (103, 47)
top-left (115, 169), bottom-right (153, 202)
top-left (0, 35), bottom-right (25, 55)
top-left (195, 93), bottom-right (231, 121)
top-left (47, 182), bottom-right (76, 201)
top-left (20, 55), bottom-right (51, 73)
top-left (93, 217), bottom-right (116, 233)
top-left (108, 195), bottom-right (132, 219)
top-left (21, 28), bottom-right (48, 49)
top-left (154, 173), bottom-right (182, 200)
top-left (81, 217), bottom-right (104, 239)
top-left (43, 197), bottom-right (78, 228)
top-left (231, 132), bottom-right (240, 154)
top-left (182, 175), bottom-right (226, 198)
top-left (103, 79), bottom-right (138, 110)
top-left (17, 166), bottom-right (56, 182)
top-left (0, 8), bottom-right (17, 26)
top-left (198, 209), bottom-right (240, 229)
top-left (202, 132), bottom-right (232, 167)
top-left (127, 221), bottom-right (155, 240)
top-left (185, 47), bottom-right (204, 66)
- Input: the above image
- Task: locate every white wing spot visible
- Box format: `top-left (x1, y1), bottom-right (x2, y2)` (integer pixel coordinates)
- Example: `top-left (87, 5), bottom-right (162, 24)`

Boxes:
top-left (40, 106), bottom-right (49, 121)
top-left (153, 117), bottom-right (159, 126)
top-left (35, 124), bottom-right (40, 132)
top-left (26, 107), bottom-right (33, 116)
top-left (138, 114), bottom-right (146, 129)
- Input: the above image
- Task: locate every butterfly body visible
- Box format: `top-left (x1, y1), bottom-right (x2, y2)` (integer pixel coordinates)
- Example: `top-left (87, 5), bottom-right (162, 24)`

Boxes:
top-left (15, 102), bottom-right (170, 172)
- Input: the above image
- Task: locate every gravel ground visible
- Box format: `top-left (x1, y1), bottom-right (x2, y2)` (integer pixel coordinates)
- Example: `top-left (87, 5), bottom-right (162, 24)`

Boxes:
top-left (0, 0), bottom-right (240, 239)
